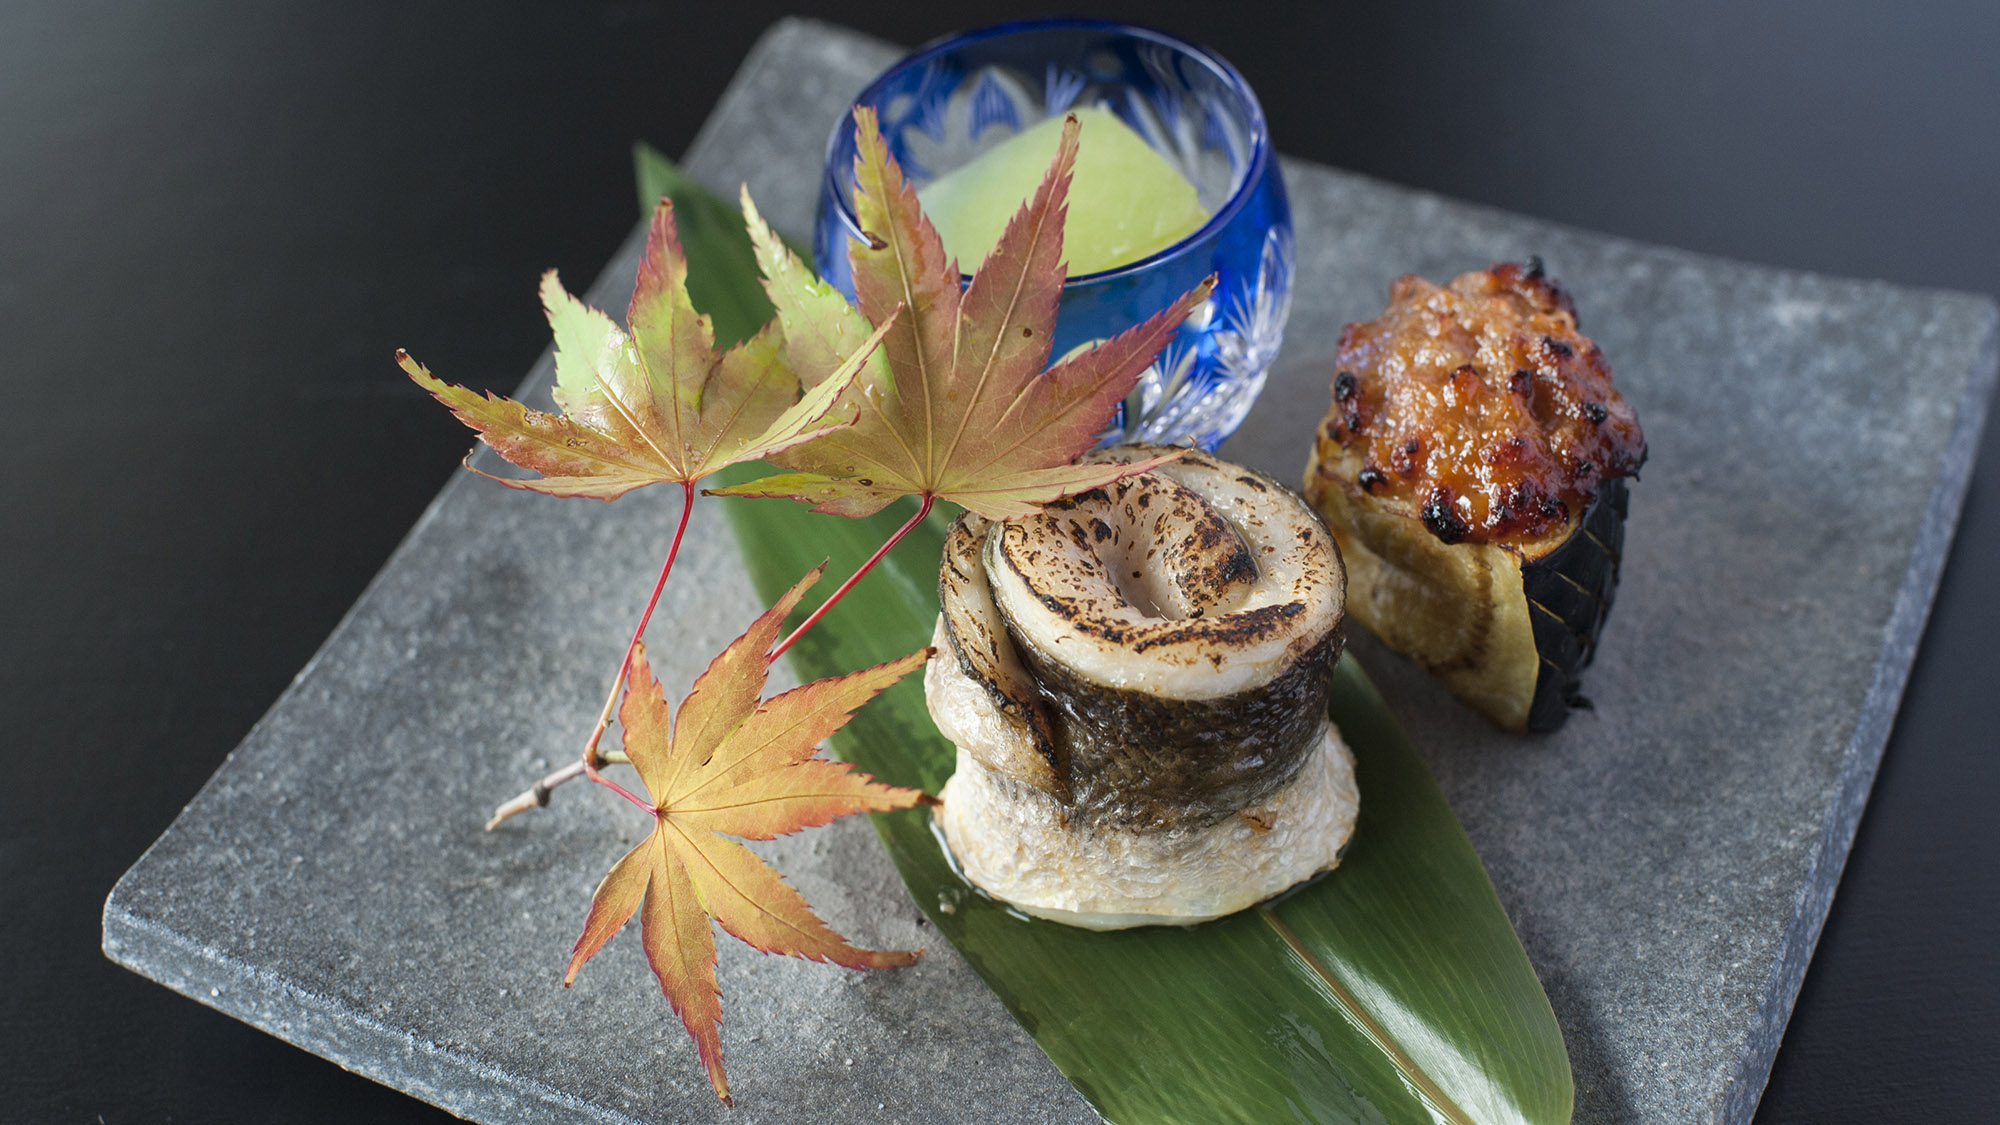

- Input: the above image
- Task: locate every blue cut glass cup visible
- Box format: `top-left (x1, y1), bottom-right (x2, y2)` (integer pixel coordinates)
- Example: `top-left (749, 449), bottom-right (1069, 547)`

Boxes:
top-left (813, 18), bottom-right (1291, 451)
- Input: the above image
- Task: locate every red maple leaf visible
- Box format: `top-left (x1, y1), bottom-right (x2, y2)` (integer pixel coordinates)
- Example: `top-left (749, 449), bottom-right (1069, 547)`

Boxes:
top-left (713, 108), bottom-right (1214, 519)
top-left (561, 567), bottom-right (929, 1104)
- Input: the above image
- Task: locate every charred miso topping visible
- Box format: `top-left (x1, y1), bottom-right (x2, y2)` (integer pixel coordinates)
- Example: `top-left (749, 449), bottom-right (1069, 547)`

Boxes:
top-left (1327, 262), bottom-right (1646, 546)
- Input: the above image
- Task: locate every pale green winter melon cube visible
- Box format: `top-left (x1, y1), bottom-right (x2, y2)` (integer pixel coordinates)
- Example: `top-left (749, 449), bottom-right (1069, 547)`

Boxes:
top-left (918, 107), bottom-right (1210, 277)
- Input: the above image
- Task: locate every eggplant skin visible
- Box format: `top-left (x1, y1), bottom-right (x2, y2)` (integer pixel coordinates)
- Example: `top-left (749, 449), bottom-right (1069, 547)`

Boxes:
top-left (1305, 432), bottom-right (1627, 733)
top-left (1523, 477), bottom-right (1627, 730)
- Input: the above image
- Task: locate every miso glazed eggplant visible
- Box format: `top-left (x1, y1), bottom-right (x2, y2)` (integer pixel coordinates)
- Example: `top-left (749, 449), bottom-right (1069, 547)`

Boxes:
top-left (1304, 261), bottom-right (1646, 732)
top-left (928, 446), bottom-right (1356, 929)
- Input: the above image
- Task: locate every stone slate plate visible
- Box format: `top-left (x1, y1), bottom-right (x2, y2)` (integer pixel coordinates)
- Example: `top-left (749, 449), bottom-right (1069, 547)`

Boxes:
top-left (103, 18), bottom-right (1998, 1125)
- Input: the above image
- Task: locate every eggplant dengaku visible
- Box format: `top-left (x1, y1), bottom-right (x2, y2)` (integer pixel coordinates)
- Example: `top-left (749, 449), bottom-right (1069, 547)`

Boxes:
top-left (1303, 260), bottom-right (1646, 732)
top-left (929, 445), bottom-right (1357, 929)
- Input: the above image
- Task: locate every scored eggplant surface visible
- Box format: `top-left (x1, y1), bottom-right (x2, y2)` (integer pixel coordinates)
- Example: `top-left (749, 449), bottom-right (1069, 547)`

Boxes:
top-left (1304, 261), bottom-right (1645, 733)
top-left (929, 445), bottom-right (1358, 929)
top-left (1522, 477), bottom-right (1627, 730)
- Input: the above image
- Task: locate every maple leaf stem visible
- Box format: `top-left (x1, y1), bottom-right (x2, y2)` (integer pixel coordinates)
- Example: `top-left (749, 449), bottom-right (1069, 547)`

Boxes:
top-left (487, 481), bottom-right (698, 830)
top-left (582, 766), bottom-right (655, 816)
top-left (585, 479), bottom-right (700, 758)
top-left (771, 493), bottom-right (934, 662)
top-left (484, 758), bottom-right (584, 830)
top-left (579, 477), bottom-right (699, 812)
top-left (484, 750), bottom-right (635, 830)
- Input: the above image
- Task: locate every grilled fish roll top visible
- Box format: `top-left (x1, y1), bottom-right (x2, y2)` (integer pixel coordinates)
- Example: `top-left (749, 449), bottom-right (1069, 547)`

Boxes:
top-left (989, 446), bottom-right (1344, 700)
top-left (942, 445), bottom-right (1344, 830)
top-left (1304, 260), bottom-right (1645, 732)
top-left (930, 446), bottom-right (1358, 928)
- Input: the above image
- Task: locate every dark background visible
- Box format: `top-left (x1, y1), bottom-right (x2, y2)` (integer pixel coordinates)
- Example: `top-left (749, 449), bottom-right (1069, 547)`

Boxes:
top-left (4, 1), bottom-right (1994, 1121)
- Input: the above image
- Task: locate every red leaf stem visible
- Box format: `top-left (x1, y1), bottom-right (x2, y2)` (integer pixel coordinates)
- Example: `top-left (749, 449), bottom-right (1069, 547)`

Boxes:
top-left (581, 478), bottom-right (699, 813)
top-left (770, 493), bottom-right (935, 661)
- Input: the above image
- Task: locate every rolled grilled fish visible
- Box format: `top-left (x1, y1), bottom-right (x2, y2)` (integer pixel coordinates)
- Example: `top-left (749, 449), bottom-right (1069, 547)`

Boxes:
top-left (929, 445), bottom-right (1356, 929)
top-left (1303, 260), bottom-right (1646, 732)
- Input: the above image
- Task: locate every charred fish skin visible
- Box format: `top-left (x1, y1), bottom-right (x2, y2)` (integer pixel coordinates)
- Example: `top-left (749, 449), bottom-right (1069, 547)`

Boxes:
top-left (1304, 262), bottom-right (1645, 733)
top-left (927, 445), bottom-right (1357, 928)
top-left (1005, 621), bottom-right (1338, 829)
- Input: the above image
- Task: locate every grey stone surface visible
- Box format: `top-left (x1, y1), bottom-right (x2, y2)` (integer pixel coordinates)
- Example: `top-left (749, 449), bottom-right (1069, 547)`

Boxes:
top-left (103, 17), bottom-right (1998, 1125)
top-left (1232, 181), bottom-right (1997, 1122)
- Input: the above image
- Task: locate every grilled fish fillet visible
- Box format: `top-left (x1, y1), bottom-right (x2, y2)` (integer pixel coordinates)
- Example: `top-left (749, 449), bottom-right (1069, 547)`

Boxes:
top-left (930, 445), bottom-right (1356, 927)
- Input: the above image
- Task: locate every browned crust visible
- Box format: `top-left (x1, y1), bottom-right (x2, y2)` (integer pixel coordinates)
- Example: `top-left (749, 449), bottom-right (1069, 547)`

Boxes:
top-left (1323, 261), bottom-right (1645, 548)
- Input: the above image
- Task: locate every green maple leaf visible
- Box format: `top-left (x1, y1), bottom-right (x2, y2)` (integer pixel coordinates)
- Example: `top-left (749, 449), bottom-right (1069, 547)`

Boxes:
top-left (400, 198), bottom-right (892, 499)
top-left (711, 108), bottom-right (1215, 520)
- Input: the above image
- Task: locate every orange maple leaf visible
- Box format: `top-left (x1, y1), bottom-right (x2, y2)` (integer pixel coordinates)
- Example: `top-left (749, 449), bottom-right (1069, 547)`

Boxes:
top-left (398, 198), bottom-right (893, 499)
top-left (712, 108), bottom-right (1216, 520)
top-left (562, 566), bottom-right (929, 1105)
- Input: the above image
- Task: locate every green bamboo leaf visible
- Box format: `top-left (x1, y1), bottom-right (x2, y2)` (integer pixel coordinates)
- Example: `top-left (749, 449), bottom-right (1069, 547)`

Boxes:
top-left (654, 155), bottom-right (1574, 1124)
